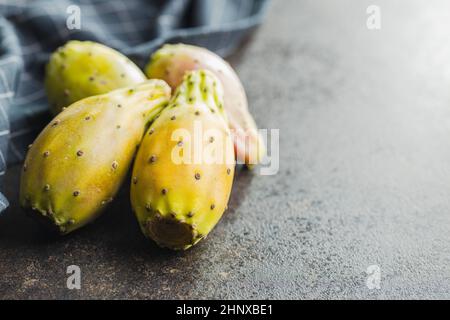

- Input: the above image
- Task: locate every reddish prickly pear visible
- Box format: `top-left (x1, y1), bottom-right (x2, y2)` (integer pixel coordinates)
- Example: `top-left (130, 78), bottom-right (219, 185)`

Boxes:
top-left (131, 70), bottom-right (235, 250)
top-left (20, 80), bottom-right (171, 234)
top-left (45, 40), bottom-right (146, 115)
top-left (145, 43), bottom-right (265, 167)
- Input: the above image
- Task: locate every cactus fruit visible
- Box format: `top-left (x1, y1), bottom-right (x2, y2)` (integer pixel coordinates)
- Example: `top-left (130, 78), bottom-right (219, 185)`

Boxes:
top-left (20, 80), bottom-right (171, 234)
top-left (45, 40), bottom-right (146, 115)
top-left (145, 43), bottom-right (265, 167)
top-left (131, 70), bottom-right (235, 250)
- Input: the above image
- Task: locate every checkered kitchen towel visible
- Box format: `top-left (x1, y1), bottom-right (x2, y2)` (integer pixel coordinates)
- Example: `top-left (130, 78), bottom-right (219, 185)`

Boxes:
top-left (0, 0), bottom-right (270, 213)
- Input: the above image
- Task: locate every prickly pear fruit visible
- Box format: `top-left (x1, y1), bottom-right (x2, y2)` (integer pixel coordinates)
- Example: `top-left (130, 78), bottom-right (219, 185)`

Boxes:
top-left (45, 40), bottom-right (146, 115)
top-left (131, 70), bottom-right (235, 250)
top-left (20, 80), bottom-right (171, 234)
top-left (145, 43), bottom-right (265, 167)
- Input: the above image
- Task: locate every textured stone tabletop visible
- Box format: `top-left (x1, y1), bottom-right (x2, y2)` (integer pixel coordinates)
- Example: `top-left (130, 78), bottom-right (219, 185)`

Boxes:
top-left (1, 0), bottom-right (450, 299)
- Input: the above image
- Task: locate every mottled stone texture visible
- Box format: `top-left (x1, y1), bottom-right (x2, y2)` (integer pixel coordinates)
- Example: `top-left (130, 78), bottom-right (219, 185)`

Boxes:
top-left (1, 0), bottom-right (450, 299)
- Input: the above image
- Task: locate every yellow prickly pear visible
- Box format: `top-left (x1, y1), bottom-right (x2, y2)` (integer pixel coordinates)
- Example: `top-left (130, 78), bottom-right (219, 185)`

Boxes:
top-left (145, 43), bottom-right (265, 167)
top-left (20, 80), bottom-right (171, 234)
top-left (131, 70), bottom-right (235, 250)
top-left (45, 40), bottom-right (146, 115)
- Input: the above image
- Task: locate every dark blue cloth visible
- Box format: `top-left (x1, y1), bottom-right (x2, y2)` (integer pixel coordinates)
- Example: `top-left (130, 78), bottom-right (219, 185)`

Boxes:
top-left (0, 0), bottom-right (270, 214)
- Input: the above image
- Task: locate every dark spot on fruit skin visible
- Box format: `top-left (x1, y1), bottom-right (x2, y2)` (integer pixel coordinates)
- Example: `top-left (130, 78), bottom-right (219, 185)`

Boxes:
top-left (128, 89), bottom-right (134, 94)
top-left (187, 212), bottom-right (194, 218)
top-left (73, 190), bottom-right (80, 197)
top-left (44, 184), bottom-right (50, 191)
top-left (117, 104), bottom-right (122, 108)
top-left (89, 76), bottom-right (94, 82)
top-left (77, 150), bottom-right (83, 157)
top-left (171, 115), bottom-right (176, 120)
top-left (120, 73), bottom-right (125, 78)
top-left (149, 155), bottom-right (157, 163)
top-left (210, 108), bottom-right (216, 113)
top-left (148, 128), bottom-right (154, 135)
top-left (43, 151), bottom-right (50, 157)
top-left (145, 204), bottom-right (151, 211)
top-left (188, 97), bottom-right (194, 103)
top-left (112, 161), bottom-right (118, 169)
top-left (227, 168), bottom-right (231, 175)
top-left (210, 204), bottom-right (215, 210)
top-left (23, 164), bottom-right (27, 172)
top-left (170, 212), bottom-right (176, 218)
top-left (52, 120), bottom-right (60, 126)
top-left (116, 125), bottom-right (121, 129)
top-left (203, 88), bottom-right (208, 94)
top-left (209, 137), bottom-right (214, 143)
top-left (161, 188), bottom-right (167, 195)
top-left (177, 141), bottom-right (183, 147)
top-left (195, 173), bottom-right (201, 180)
top-left (132, 177), bottom-right (138, 184)
top-left (85, 116), bottom-right (91, 120)
top-left (195, 111), bottom-right (200, 116)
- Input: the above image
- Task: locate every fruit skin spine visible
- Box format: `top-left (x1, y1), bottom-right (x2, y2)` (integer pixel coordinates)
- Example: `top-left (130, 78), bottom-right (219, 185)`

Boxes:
top-left (20, 80), bottom-right (171, 234)
top-left (45, 40), bottom-right (147, 115)
top-left (131, 70), bottom-right (235, 250)
top-left (145, 43), bottom-right (265, 167)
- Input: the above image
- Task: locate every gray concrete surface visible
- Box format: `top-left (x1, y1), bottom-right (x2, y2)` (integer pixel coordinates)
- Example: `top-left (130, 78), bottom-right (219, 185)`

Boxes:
top-left (1, 0), bottom-right (450, 299)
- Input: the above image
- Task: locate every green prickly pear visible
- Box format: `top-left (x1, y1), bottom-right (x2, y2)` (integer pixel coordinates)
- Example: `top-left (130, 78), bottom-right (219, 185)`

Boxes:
top-left (131, 70), bottom-right (235, 250)
top-left (20, 80), bottom-right (171, 234)
top-left (45, 40), bottom-right (146, 115)
top-left (145, 43), bottom-right (265, 167)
